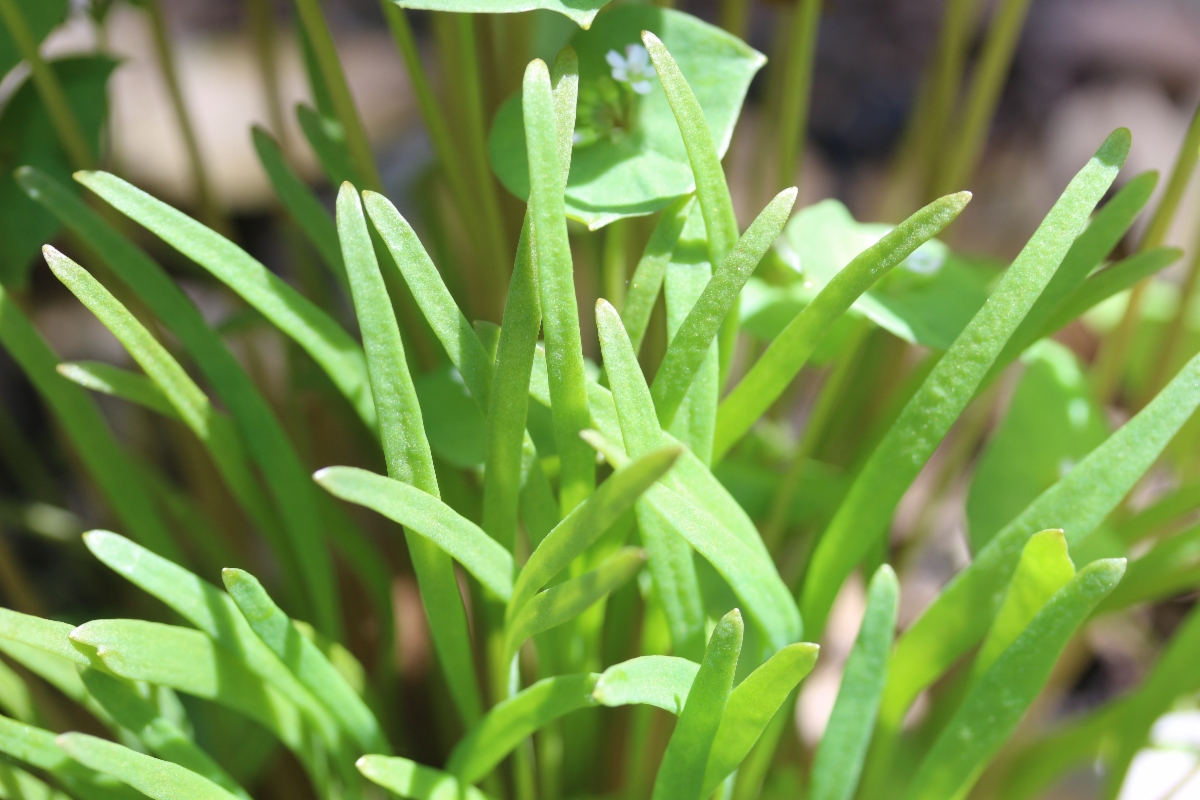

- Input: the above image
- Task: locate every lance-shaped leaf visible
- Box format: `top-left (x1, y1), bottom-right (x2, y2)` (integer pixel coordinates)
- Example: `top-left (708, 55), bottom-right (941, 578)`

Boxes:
top-left (336, 182), bottom-right (482, 724)
top-left (507, 547), bottom-right (645, 655)
top-left (79, 670), bottom-right (250, 800)
top-left (0, 713), bottom-right (142, 800)
top-left (903, 559), bottom-right (1125, 800)
top-left (69, 620), bottom-right (307, 754)
top-left (715, 192), bottom-right (971, 461)
top-left (74, 170), bottom-right (376, 430)
top-left (44, 249), bottom-right (291, 582)
top-left (296, 104), bottom-right (358, 188)
top-left (315, 467), bottom-right (514, 599)
top-left (881, 347), bottom-right (1200, 732)
top-left (809, 566), bottom-right (897, 800)
top-left (57, 361), bottom-right (176, 419)
top-left (650, 189), bottom-right (796, 430)
top-left (623, 196), bottom-right (695, 353)
top-left (0, 762), bottom-right (69, 800)
top-left (524, 57), bottom-right (594, 514)
top-left (490, 8), bottom-right (761, 229)
top-left (1041, 247), bottom-right (1182, 336)
top-left (652, 609), bottom-right (742, 800)
top-left (0, 661), bottom-right (34, 724)
top-left (357, 755), bottom-right (493, 800)
top-left (57, 733), bottom-right (240, 800)
top-left (508, 446), bottom-right (681, 622)
top-left (0, 288), bottom-right (177, 559)
top-left (222, 568), bottom-right (387, 754)
top-left (702, 641), bottom-right (819, 796)
top-left (0, 634), bottom-right (115, 730)
top-left (251, 126), bottom-right (345, 287)
top-left (0, 608), bottom-right (84, 666)
top-left (801, 128), bottom-right (1129, 637)
top-left (592, 656), bottom-right (699, 714)
top-left (446, 674), bottom-right (599, 785)
top-left (81, 531), bottom-right (337, 746)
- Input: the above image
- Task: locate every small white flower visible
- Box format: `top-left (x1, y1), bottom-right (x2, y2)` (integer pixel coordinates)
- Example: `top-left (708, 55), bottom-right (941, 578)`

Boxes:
top-left (606, 44), bottom-right (656, 95)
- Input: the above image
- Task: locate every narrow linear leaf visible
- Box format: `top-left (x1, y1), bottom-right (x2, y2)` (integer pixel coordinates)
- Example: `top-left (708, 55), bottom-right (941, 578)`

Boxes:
top-left (0, 288), bottom-right (177, 559)
top-left (651, 188), bottom-right (797, 430)
top-left (508, 446), bottom-right (681, 622)
top-left (0, 639), bottom-right (115, 730)
top-left (0, 762), bottom-right (70, 800)
top-left (315, 467), bottom-right (514, 599)
top-left (79, 670), bottom-right (250, 800)
top-left (337, 182), bottom-right (482, 725)
top-left (250, 126), bottom-right (346, 287)
top-left (57, 733), bottom-right (240, 800)
top-left (446, 674), bottom-right (598, 785)
top-left (801, 128), bottom-right (1129, 637)
top-left (904, 559), bottom-right (1125, 800)
top-left (74, 170), bottom-right (376, 430)
top-left (57, 361), bottom-right (176, 419)
top-left (221, 568), bottom-right (387, 754)
top-left (507, 547), bottom-right (645, 655)
top-left (714, 192), bottom-right (971, 461)
top-left (357, 755), bottom-right (493, 800)
top-left (1041, 247), bottom-right (1182, 336)
top-left (623, 196), bottom-right (696, 353)
top-left (652, 609), bottom-right (743, 800)
top-left (809, 565), bottom-right (897, 800)
top-left (524, 58), bottom-right (594, 514)
top-left (0, 608), bottom-right (85, 666)
top-left (882, 348), bottom-right (1200, 731)
top-left (702, 641), bottom-right (819, 796)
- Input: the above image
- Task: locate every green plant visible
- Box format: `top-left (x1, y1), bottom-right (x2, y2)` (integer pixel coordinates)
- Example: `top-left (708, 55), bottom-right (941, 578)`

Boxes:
top-left (1, 1), bottom-right (1200, 800)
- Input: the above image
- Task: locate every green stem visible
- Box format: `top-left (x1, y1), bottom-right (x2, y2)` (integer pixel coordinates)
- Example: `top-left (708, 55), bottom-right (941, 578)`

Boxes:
top-left (603, 219), bottom-right (629, 311)
top-left (776, 0), bottom-right (821, 191)
top-left (291, 0), bottom-right (383, 192)
top-left (246, 0), bottom-right (288, 143)
top-left (1148, 234), bottom-right (1200, 397)
top-left (719, 0), bottom-right (750, 40)
top-left (144, 0), bottom-right (225, 233)
top-left (935, 0), bottom-right (1035, 195)
top-left (0, 0), bottom-right (94, 169)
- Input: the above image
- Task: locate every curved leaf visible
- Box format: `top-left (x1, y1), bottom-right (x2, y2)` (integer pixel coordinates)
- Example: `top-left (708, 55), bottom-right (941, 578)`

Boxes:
top-left (592, 656), bottom-right (699, 714)
top-left (57, 733), bottom-right (240, 800)
top-left (357, 755), bottom-right (493, 800)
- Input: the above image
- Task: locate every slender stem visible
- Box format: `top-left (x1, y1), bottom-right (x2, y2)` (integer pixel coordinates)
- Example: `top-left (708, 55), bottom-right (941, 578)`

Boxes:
top-left (935, 0), bottom-right (1035, 195)
top-left (1148, 234), bottom-right (1200, 396)
top-left (0, 0), bottom-right (94, 170)
top-left (915, 0), bottom-right (980, 203)
top-left (776, 0), bottom-right (821, 191)
top-left (719, 0), bottom-right (750, 40)
top-left (292, 0), bottom-right (383, 191)
top-left (246, 0), bottom-right (288, 145)
top-left (454, 13), bottom-right (513, 322)
top-left (144, 0), bottom-right (225, 233)
top-left (603, 219), bottom-right (629, 311)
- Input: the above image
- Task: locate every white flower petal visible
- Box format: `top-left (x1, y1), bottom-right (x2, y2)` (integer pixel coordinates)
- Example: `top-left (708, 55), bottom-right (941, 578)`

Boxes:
top-left (631, 80), bottom-right (652, 95)
top-left (626, 44), bottom-right (650, 69)
top-left (606, 49), bottom-right (626, 69)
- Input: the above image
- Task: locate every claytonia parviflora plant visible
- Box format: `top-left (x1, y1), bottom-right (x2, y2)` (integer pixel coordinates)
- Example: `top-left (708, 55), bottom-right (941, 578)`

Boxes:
top-left (0, 1), bottom-right (1198, 800)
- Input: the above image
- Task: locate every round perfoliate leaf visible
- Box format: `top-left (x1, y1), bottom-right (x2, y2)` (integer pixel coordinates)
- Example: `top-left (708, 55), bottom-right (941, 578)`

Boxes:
top-left (488, 6), bottom-right (764, 230)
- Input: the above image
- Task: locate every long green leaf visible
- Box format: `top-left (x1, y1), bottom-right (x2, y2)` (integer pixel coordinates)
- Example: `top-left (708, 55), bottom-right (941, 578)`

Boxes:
top-left (0, 763), bottom-right (69, 800)
top-left (221, 568), bottom-right (387, 754)
top-left (251, 126), bottom-right (346, 287)
top-left (57, 361), bottom-right (176, 419)
top-left (74, 170), bottom-right (376, 430)
top-left (81, 531), bottom-right (338, 747)
top-left (904, 559), bottom-right (1124, 800)
top-left (641, 31), bottom-right (740, 378)
top-left (44, 248), bottom-right (290, 583)
top-left (881, 347), bottom-right (1200, 731)
top-left (79, 670), bottom-right (250, 800)
top-left (0, 714), bottom-right (141, 800)
top-left (0, 637), bottom-right (115, 730)
top-left (652, 609), bottom-right (742, 800)
top-left (357, 755), bottom-right (493, 800)
top-left (58, 733), bottom-right (240, 800)
top-left (19, 166), bottom-right (354, 636)
top-left (446, 674), bottom-right (598, 784)
top-left (508, 446), bottom-right (681, 622)
top-left (714, 192), bottom-right (970, 460)
top-left (507, 547), bottom-right (645, 655)
top-left (0, 287), bottom-right (177, 560)
top-left (801, 128), bottom-right (1129, 637)
top-left (69, 620), bottom-right (307, 754)
top-left (702, 641), bottom-right (819, 796)
top-left (592, 656), bottom-right (699, 714)
top-left (337, 182), bottom-right (481, 725)
top-left (524, 57), bottom-right (593, 514)
top-left (623, 196), bottom-right (695, 354)
top-left (650, 188), bottom-right (797, 430)
top-left (1041, 247), bottom-right (1182, 336)
top-left (808, 565), bottom-right (897, 800)
top-left (315, 466), bottom-right (514, 599)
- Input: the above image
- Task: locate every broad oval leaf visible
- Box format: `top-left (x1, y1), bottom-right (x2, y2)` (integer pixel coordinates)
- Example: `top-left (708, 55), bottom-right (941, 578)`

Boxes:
top-left (489, 7), bottom-right (763, 229)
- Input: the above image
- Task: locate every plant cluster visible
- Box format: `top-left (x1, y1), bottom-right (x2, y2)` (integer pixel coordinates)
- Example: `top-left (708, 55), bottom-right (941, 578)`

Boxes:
top-left (0, 1), bottom-right (1199, 800)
